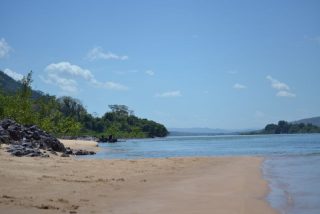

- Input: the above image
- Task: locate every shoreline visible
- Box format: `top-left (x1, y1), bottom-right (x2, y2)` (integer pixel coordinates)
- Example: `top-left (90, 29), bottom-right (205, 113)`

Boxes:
top-left (0, 140), bottom-right (278, 214)
top-left (58, 139), bottom-right (101, 153)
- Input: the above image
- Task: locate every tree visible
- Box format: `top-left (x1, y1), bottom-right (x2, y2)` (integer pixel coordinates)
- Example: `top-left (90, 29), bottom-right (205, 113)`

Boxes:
top-left (20, 71), bottom-right (33, 99)
top-left (278, 120), bottom-right (289, 133)
top-left (16, 71), bottom-right (36, 125)
top-left (108, 104), bottom-right (132, 116)
top-left (57, 96), bottom-right (87, 121)
top-left (264, 124), bottom-right (277, 134)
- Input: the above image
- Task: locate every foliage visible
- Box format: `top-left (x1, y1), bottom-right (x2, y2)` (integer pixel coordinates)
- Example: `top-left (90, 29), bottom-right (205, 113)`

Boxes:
top-left (0, 70), bottom-right (43, 99)
top-left (0, 70), bottom-right (168, 138)
top-left (101, 109), bottom-right (168, 138)
top-left (0, 71), bottom-right (36, 125)
top-left (259, 120), bottom-right (320, 134)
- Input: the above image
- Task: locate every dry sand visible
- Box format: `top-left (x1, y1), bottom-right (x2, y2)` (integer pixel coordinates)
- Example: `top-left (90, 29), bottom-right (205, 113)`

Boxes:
top-left (0, 140), bottom-right (277, 214)
top-left (58, 139), bottom-right (100, 152)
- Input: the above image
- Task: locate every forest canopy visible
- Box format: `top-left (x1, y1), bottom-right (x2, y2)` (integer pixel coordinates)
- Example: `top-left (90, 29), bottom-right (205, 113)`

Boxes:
top-left (243, 120), bottom-right (320, 135)
top-left (261, 120), bottom-right (320, 134)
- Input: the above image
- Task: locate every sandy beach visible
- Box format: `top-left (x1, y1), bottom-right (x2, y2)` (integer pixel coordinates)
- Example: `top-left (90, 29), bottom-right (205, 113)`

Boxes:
top-left (58, 139), bottom-right (100, 153)
top-left (0, 140), bottom-right (277, 214)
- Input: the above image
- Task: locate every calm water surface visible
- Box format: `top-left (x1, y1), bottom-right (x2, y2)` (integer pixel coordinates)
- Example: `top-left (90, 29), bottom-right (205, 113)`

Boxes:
top-left (90, 134), bottom-right (320, 214)
top-left (95, 134), bottom-right (320, 159)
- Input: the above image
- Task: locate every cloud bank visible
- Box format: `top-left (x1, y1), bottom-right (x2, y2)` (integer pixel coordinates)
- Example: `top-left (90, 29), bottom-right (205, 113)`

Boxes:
top-left (266, 75), bottom-right (296, 98)
top-left (156, 90), bottom-right (181, 98)
top-left (233, 83), bottom-right (247, 90)
top-left (266, 75), bottom-right (290, 90)
top-left (276, 90), bottom-right (296, 97)
top-left (145, 70), bottom-right (155, 76)
top-left (86, 47), bottom-right (128, 61)
top-left (0, 38), bottom-right (11, 58)
top-left (42, 61), bottom-right (128, 93)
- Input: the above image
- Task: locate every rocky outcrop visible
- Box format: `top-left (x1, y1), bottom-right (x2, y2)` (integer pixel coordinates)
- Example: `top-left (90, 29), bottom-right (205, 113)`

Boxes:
top-left (0, 119), bottom-right (95, 157)
top-left (98, 135), bottom-right (118, 143)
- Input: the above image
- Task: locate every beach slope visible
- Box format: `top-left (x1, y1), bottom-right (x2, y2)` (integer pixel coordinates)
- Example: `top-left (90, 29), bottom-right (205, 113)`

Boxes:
top-left (0, 142), bottom-right (276, 214)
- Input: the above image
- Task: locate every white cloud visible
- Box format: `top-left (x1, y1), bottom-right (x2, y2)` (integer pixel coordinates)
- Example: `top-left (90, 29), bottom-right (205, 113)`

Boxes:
top-left (266, 75), bottom-right (296, 98)
top-left (86, 47), bottom-right (128, 61)
top-left (227, 70), bottom-right (238, 74)
top-left (156, 90), bottom-right (181, 98)
top-left (233, 83), bottom-right (247, 90)
top-left (3, 68), bottom-right (23, 81)
top-left (0, 38), bottom-right (11, 58)
top-left (266, 75), bottom-right (290, 90)
top-left (91, 79), bottom-right (128, 91)
top-left (46, 62), bottom-right (94, 80)
top-left (43, 61), bottom-right (128, 93)
top-left (276, 90), bottom-right (296, 98)
top-left (42, 73), bottom-right (78, 93)
top-left (145, 70), bottom-right (155, 76)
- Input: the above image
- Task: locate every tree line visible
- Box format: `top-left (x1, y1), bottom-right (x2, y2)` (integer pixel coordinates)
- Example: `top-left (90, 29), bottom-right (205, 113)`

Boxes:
top-left (0, 71), bottom-right (168, 138)
top-left (262, 120), bottom-right (320, 134)
top-left (244, 120), bottom-right (320, 135)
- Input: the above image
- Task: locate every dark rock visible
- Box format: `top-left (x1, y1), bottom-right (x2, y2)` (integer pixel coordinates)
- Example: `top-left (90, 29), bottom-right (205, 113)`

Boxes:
top-left (0, 126), bottom-right (8, 134)
top-left (22, 142), bottom-right (32, 148)
top-left (7, 125), bottom-right (23, 141)
top-left (7, 144), bottom-right (42, 157)
top-left (74, 150), bottom-right (96, 156)
top-left (65, 147), bottom-right (73, 155)
top-left (42, 137), bottom-right (66, 153)
top-left (0, 119), bottom-right (16, 129)
top-left (32, 131), bottom-right (41, 140)
top-left (25, 134), bottom-right (33, 139)
top-left (98, 134), bottom-right (118, 143)
top-left (0, 135), bottom-right (11, 144)
top-left (25, 152), bottom-right (40, 157)
top-left (108, 139), bottom-right (117, 143)
top-left (74, 150), bottom-right (89, 155)
top-left (61, 153), bottom-right (70, 157)
top-left (50, 151), bottom-right (58, 155)
top-left (0, 119), bottom-right (95, 158)
top-left (11, 150), bottom-right (24, 157)
top-left (29, 125), bottom-right (37, 132)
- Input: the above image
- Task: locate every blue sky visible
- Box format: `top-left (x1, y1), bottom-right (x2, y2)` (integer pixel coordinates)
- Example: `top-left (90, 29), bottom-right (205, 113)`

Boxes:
top-left (0, 0), bottom-right (319, 129)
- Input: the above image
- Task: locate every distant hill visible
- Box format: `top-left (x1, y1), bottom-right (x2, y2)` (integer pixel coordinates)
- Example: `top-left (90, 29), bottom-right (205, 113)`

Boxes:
top-left (0, 70), bottom-right (44, 99)
top-left (292, 116), bottom-right (320, 127)
top-left (168, 127), bottom-right (254, 136)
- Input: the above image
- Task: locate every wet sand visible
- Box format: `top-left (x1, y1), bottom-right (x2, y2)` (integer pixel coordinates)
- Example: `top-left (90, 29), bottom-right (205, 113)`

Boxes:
top-left (0, 141), bottom-right (277, 214)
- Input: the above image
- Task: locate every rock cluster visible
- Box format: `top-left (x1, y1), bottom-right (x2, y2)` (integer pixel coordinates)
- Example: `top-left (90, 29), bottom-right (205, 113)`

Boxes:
top-left (98, 134), bottom-right (118, 143)
top-left (0, 119), bottom-right (95, 157)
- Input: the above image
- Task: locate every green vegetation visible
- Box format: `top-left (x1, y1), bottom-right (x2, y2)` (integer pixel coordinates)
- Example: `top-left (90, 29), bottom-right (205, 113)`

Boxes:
top-left (262, 120), bottom-right (320, 134)
top-left (0, 71), bottom-right (168, 138)
top-left (245, 120), bottom-right (320, 135)
top-left (292, 116), bottom-right (320, 127)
